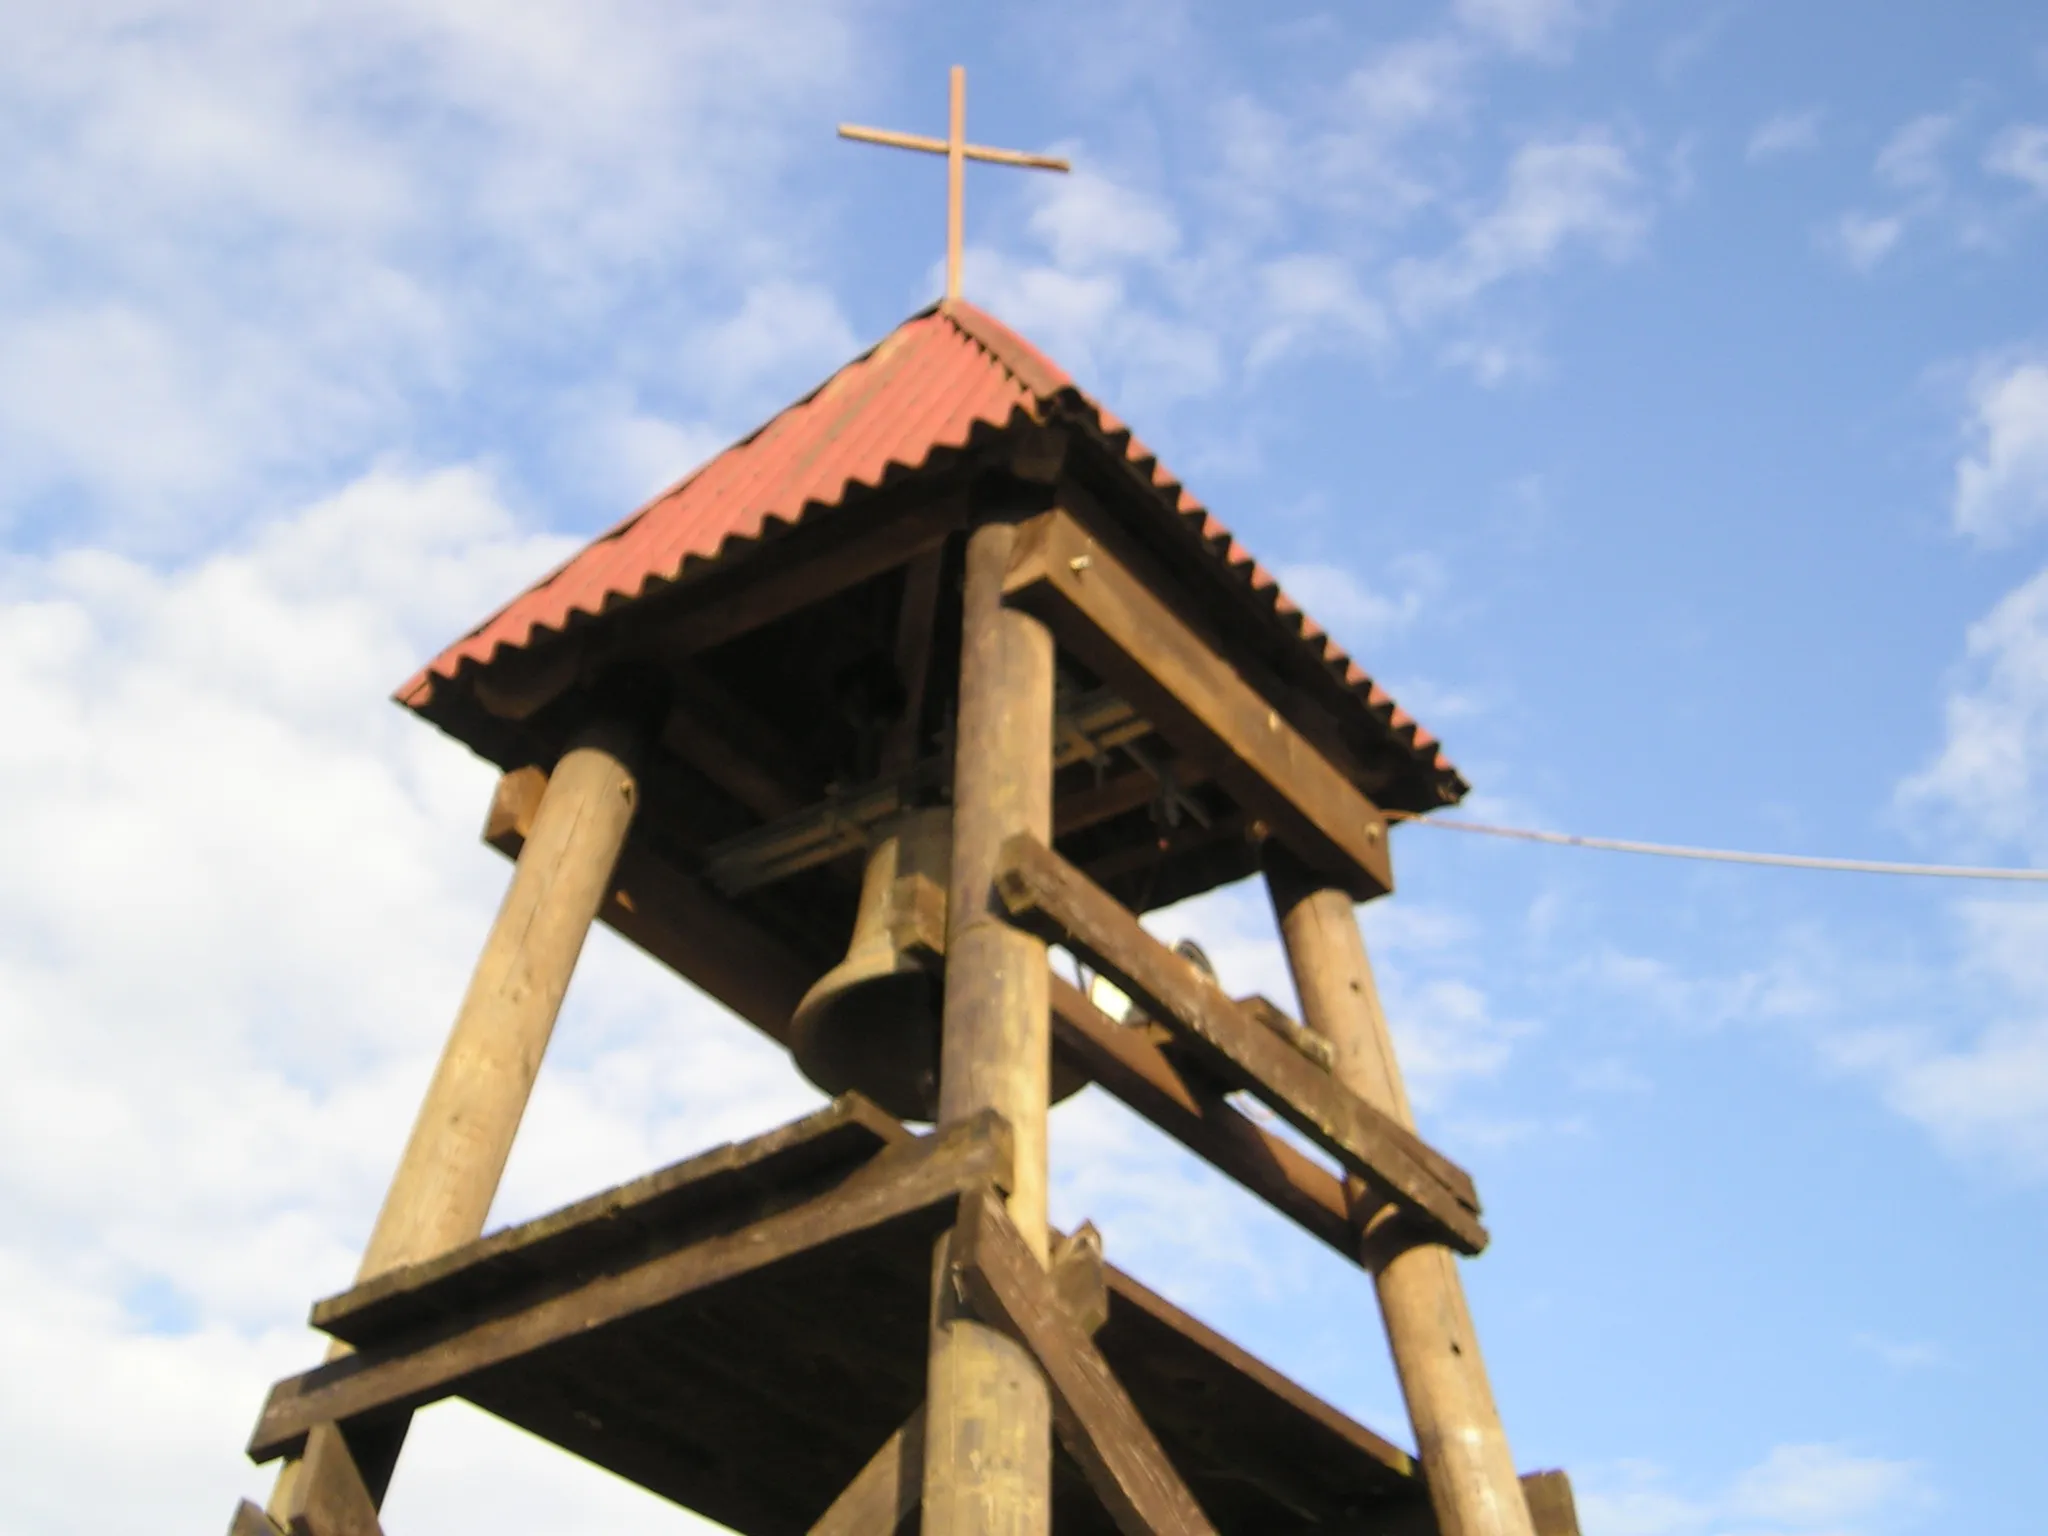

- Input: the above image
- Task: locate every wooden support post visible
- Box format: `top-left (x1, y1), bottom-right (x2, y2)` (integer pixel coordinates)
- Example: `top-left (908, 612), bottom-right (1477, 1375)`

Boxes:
top-left (261, 717), bottom-right (642, 1520)
top-left (1264, 848), bottom-right (1536, 1536)
top-left (923, 515), bottom-right (1055, 1536)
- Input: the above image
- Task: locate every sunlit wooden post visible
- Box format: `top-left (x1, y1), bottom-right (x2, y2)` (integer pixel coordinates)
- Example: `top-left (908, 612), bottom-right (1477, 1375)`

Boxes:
top-left (1265, 846), bottom-right (1537, 1536)
top-left (922, 510), bottom-right (1056, 1536)
top-left (262, 717), bottom-right (642, 1526)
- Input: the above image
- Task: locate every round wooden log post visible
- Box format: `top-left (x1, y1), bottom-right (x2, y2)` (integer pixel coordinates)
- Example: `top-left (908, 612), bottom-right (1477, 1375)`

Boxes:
top-left (923, 516), bottom-right (1055, 1536)
top-left (358, 716), bottom-right (644, 1275)
top-left (1265, 848), bottom-right (1536, 1536)
top-left (265, 717), bottom-right (643, 1523)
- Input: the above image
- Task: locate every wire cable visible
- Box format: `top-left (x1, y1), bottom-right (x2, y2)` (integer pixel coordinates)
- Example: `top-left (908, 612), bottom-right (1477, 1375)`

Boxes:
top-left (1384, 811), bottom-right (2048, 882)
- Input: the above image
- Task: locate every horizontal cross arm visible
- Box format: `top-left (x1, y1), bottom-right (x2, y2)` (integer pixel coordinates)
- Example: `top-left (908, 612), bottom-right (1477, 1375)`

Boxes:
top-left (838, 123), bottom-right (1070, 171)
top-left (996, 831), bottom-right (1487, 1254)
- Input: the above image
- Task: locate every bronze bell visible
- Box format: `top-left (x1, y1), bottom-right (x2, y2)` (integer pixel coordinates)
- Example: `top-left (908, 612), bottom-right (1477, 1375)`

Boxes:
top-left (789, 805), bottom-right (1090, 1122)
top-left (789, 807), bottom-right (954, 1121)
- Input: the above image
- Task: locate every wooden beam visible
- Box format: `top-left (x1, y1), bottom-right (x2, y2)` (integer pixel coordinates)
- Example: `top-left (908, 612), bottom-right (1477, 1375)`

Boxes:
top-left (1521, 1471), bottom-right (1583, 1536)
top-left (276, 1423), bottom-right (385, 1536)
top-left (643, 500), bottom-right (964, 665)
top-left (486, 766), bottom-right (820, 1045)
top-left (881, 548), bottom-right (946, 776)
top-left (316, 1095), bottom-right (908, 1347)
top-left (998, 834), bottom-right (1485, 1255)
top-left (923, 512), bottom-right (1058, 1536)
top-left (1002, 509), bottom-right (1393, 898)
top-left (1047, 978), bottom-right (1361, 1259)
top-left (662, 666), bottom-right (816, 820)
top-left (249, 1112), bottom-right (1012, 1463)
top-left (1237, 993), bottom-right (1336, 1072)
top-left (229, 1501), bottom-right (285, 1536)
top-left (952, 1191), bottom-right (1218, 1536)
top-left (808, 1408), bottom-right (926, 1536)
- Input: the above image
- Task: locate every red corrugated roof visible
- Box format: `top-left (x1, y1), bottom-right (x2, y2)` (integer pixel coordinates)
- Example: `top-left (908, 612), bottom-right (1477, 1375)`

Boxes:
top-left (399, 299), bottom-right (1462, 799)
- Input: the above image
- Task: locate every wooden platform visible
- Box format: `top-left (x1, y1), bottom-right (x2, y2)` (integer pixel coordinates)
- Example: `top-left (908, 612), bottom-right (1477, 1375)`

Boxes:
top-left (249, 1097), bottom-right (1572, 1535)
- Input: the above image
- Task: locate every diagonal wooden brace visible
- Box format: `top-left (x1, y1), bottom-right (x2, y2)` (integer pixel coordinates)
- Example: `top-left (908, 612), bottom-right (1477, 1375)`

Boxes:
top-left (949, 1190), bottom-right (1218, 1536)
top-left (995, 832), bottom-right (1486, 1254)
top-left (806, 1222), bottom-right (1112, 1536)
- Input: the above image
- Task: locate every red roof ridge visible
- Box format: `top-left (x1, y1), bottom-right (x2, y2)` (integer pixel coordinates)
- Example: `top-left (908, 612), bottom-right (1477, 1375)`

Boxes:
top-left (399, 299), bottom-right (1467, 807)
top-left (936, 298), bottom-right (1074, 402)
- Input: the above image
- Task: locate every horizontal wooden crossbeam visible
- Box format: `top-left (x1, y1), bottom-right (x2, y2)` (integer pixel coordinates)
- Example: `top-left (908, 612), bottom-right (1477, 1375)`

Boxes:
top-left (1048, 977), bottom-right (1362, 1257)
top-left (998, 833), bottom-right (1485, 1254)
top-left (249, 1110), bottom-right (1011, 1463)
top-left (1003, 508), bottom-right (1394, 898)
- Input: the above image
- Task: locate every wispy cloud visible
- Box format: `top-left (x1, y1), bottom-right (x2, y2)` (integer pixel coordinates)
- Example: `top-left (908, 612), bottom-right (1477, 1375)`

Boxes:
top-left (1950, 357), bottom-right (2048, 542)
top-left (1748, 107), bottom-right (1825, 161)
top-left (1580, 1443), bottom-right (1932, 1536)
top-left (1985, 123), bottom-right (2048, 197)
top-left (1391, 131), bottom-right (1648, 322)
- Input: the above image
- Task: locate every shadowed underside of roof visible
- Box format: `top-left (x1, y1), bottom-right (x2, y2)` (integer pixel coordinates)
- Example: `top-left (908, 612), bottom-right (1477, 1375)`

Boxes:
top-left (400, 298), bottom-right (1466, 807)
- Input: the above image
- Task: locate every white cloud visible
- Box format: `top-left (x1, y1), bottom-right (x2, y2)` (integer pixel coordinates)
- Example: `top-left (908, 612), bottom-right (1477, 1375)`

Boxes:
top-left (1874, 112), bottom-right (1957, 195)
top-left (1250, 254), bottom-right (1392, 369)
top-left (1028, 170), bottom-right (1182, 271)
top-left (1392, 132), bottom-right (1647, 322)
top-left (0, 464), bottom-right (836, 1533)
top-left (1453, 0), bottom-right (1586, 59)
top-left (1579, 1443), bottom-right (1931, 1536)
top-left (1951, 359), bottom-right (2048, 541)
top-left (1986, 124), bottom-right (2048, 195)
top-left (0, 1), bottom-right (861, 545)
top-left (1832, 212), bottom-right (1907, 271)
top-left (1274, 557), bottom-right (1430, 643)
top-left (1748, 108), bottom-right (1824, 162)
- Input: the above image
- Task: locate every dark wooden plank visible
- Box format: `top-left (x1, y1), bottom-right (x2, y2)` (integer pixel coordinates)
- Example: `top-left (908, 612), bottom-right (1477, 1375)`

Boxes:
top-left (646, 500), bottom-right (963, 663)
top-left (953, 1191), bottom-right (1219, 1536)
top-left (1002, 509), bottom-right (1393, 898)
top-left (1048, 977), bottom-right (1362, 1260)
top-left (249, 1112), bottom-right (1012, 1463)
top-left (486, 766), bottom-right (822, 1045)
top-left (315, 1095), bottom-right (909, 1346)
top-left (276, 1423), bottom-right (384, 1536)
top-left (662, 666), bottom-right (817, 820)
top-left (999, 835), bottom-right (1485, 1254)
top-left (1237, 993), bottom-right (1336, 1072)
top-left (228, 1500), bottom-right (284, 1536)
top-left (808, 1408), bottom-right (925, 1536)
top-left (1100, 1267), bottom-right (1415, 1488)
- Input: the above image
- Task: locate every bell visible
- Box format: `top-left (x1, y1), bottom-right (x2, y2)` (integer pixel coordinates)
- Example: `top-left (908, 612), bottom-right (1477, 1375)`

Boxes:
top-left (790, 807), bottom-right (954, 1122)
top-left (791, 806), bottom-right (1091, 1123)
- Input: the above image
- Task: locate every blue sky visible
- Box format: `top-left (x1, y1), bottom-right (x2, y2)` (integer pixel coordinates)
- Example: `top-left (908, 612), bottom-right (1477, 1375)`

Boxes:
top-left (3, 3), bottom-right (2047, 1534)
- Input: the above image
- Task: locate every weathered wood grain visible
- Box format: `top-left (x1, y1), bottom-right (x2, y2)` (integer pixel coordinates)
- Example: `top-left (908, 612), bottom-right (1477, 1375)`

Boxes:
top-left (808, 1408), bottom-right (926, 1536)
top-left (953, 1191), bottom-right (1218, 1536)
top-left (315, 1095), bottom-right (908, 1347)
top-left (250, 1112), bottom-right (1012, 1463)
top-left (998, 833), bottom-right (1485, 1254)
top-left (1047, 977), bottom-right (1361, 1259)
top-left (1001, 509), bottom-right (1392, 898)
top-left (486, 765), bottom-right (820, 1046)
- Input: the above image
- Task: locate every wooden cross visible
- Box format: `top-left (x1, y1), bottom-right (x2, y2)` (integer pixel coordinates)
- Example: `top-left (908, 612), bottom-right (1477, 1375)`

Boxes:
top-left (840, 66), bottom-right (1071, 301)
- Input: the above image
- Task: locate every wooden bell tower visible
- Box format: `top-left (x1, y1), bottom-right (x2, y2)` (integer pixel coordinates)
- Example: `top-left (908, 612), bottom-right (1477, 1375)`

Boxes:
top-left (232, 298), bottom-right (1581, 1536)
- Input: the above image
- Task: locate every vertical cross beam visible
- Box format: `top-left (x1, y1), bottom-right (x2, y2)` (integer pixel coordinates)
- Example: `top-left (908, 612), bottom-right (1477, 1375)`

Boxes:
top-left (258, 717), bottom-right (644, 1525)
top-left (1264, 847), bottom-right (1537, 1536)
top-left (839, 67), bottom-right (1070, 302)
top-left (923, 513), bottom-right (1056, 1535)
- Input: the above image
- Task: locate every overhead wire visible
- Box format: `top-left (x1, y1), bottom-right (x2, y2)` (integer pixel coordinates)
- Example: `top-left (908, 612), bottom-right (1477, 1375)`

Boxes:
top-left (1383, 811), bottom-right (2048, 882)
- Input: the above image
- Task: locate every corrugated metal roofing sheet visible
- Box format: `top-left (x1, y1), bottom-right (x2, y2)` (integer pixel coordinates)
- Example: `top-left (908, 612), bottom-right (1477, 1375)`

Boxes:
top-left (399, 299), bottom-right (1462, 800)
